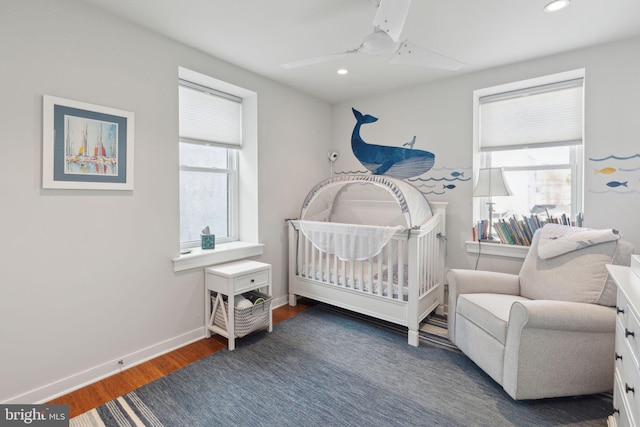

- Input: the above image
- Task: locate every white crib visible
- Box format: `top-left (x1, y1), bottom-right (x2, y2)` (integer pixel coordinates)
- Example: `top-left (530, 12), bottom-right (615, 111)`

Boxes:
top-left (288, 175), bottom-right (447, 346)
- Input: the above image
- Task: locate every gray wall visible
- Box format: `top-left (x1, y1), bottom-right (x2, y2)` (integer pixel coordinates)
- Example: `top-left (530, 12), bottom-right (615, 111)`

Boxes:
top-left (0, 0), bottom-right (330, 403)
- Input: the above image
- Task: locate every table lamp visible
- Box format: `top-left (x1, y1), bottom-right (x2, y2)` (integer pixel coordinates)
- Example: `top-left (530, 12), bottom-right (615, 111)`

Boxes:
top-left (473, 167), bottom-right (512, 241)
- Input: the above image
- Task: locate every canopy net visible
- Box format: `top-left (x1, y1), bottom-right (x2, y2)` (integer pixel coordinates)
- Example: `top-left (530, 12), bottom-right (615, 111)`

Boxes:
top-left (298, 175), bottom-right (433, 260)
top-left (300, 175), bottom-right (432, 228)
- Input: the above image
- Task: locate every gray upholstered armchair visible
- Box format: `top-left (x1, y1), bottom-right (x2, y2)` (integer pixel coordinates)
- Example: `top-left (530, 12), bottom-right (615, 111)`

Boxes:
top-left (447, 224), bottom-right (634, 400)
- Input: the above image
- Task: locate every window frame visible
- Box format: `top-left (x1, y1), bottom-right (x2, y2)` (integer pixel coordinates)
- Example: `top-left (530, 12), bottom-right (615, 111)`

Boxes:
top-left (472, 69), bottom-right (585, 228)
top-left (173, 67), bottom-right (260, 272)
top-left (178, 79), bottom-right (242, 250)
top-left (178, 140), bottom-right (239, 250)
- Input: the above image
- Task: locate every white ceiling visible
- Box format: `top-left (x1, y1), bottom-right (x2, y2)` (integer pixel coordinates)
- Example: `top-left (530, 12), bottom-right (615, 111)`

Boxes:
top-left (79, 0), bottom-right (640, 104)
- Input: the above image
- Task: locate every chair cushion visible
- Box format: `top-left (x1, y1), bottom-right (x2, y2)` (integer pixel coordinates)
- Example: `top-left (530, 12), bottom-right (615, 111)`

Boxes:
top-left (456, 293), bottom-right (530, 345)
top-left (520, 227), bottom-right (633, 306)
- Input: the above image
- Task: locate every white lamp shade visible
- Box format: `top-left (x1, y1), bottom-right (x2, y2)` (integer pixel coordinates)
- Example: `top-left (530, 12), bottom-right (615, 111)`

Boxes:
top-left (473, 168), bottom-right (513, 197)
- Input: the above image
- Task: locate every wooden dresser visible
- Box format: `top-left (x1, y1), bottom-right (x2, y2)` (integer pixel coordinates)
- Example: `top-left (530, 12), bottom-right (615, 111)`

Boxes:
top-left (607, 254), bottom-right (640, 427)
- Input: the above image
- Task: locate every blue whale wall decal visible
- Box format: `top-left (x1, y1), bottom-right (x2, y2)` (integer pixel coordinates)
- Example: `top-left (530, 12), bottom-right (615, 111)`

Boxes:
top-left (351, 108), bottom-right (435, 179)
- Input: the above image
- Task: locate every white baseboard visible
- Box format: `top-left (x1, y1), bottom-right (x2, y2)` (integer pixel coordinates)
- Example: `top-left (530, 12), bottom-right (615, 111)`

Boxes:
top-left (4, 327), bottom-right (205, 405)
top-left (270, 294), bottom-right (289, 309)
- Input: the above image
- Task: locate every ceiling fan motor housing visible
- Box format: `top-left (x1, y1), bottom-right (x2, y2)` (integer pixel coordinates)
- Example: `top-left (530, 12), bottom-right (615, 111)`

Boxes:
top-left (360, 30), bottom-right (399, 57)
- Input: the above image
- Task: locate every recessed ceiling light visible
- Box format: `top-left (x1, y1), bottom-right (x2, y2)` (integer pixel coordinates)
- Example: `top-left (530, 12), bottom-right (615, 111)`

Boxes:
top-left (337, 68), bottom-right (349, 75)
top-left (544, 0), bottom-right (570, 13)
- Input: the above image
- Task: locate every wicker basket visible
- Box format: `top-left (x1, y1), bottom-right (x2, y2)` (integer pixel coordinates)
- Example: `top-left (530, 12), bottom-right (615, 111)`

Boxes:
top-left (212, 291), bottom-right (272, 338)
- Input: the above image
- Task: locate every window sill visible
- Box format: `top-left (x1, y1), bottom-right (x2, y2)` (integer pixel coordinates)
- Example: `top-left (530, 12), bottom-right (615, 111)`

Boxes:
top-left (465, 241), bottom-right (530, 259)
top-left (172, 241), bottom-right (265, 272)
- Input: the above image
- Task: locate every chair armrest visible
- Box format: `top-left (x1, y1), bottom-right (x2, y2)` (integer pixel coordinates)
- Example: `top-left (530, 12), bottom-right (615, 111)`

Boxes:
top-left (446, 269), bottom-right (520, 342)
top-left (447, 269), bottom-right (520, 297)
top-left (503, 300), bottom-right (616, 399)
top-left (508, 300), bottom-right (616, 333)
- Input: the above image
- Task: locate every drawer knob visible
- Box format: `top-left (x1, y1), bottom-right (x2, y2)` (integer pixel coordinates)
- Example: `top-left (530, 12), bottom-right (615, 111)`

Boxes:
top-left (616, 306), bottom-right (625, 315)
top-left (615, 352), bottom-right (623, 361)
top-left (625, 383), bottom-right (635, 394)
top-left (251, 279), bottom-right (255, 283)
top-left (625, 328), bottom-right (635, 338)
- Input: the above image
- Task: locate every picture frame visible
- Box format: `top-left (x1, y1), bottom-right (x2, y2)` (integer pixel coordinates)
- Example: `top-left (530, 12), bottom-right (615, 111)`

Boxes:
top-left (42, 95), bottom-right (134, 190)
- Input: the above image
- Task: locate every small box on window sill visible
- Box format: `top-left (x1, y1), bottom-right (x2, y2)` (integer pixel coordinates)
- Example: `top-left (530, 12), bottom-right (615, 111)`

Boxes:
top-left (201, 234), bottom-right (215, 250)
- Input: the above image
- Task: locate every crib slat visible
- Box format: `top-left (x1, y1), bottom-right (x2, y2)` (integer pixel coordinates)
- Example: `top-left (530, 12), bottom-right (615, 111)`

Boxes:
top-left (426, 231), bottom-right (433, 293)
top-left (304, 233), bottom-right (310, 279)
top-left (325, 246), bottom-right (330, 283)
top-left (386, 240), bottom-right (393, 299)
top-left (397, 238), bottom-right (404, 301)
top-left (430, 225), bottom-right (437, 290)
top-left (349, 260), bottom-right (355, 290)
top-left (317, 240), bottom-right (324, 283)
top-left (311, 240), bottom-right (316, 281)
top-left (376, 252), bottom-right (383, 296)
top-left (315, 239), bottom-right (320, 281)
top-left (296, 227), bottom-right (303, 276)
top-left (430, 227), bottom-right (436, 290)
top-left (367, 257), bottom-right (373, 294)
top-left (420, 232), bottom-right (427, 295)
top-left (357, 260), bottom-right (364, 293)
top-left (421, 232), bottom-right (433, 294)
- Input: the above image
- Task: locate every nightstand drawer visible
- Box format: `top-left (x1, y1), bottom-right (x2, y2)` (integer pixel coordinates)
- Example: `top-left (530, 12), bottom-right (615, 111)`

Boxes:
top-left (234, 270), bottom-right (269, 293)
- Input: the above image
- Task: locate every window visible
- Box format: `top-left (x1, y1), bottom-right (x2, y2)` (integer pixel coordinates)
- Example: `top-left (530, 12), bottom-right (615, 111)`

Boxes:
top-left (179, 79), bottom-right (241, 249)
top-left (473, 70), bottom-right (584, 226)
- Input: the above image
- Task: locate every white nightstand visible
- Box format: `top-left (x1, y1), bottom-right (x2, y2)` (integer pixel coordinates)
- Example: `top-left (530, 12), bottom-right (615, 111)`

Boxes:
top-left (205, 260), bottom-right (273, 350)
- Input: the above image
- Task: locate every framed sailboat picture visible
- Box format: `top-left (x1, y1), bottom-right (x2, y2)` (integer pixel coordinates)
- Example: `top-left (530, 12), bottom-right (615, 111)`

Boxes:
top-left (42, 95), bottom-right (134, 190)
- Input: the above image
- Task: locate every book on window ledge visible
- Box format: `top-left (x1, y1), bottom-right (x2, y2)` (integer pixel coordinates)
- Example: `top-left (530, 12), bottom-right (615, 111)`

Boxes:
top-left (473, 219), bottom-right (489, 241)
top-left (473, 213), bottom-right (575, 246)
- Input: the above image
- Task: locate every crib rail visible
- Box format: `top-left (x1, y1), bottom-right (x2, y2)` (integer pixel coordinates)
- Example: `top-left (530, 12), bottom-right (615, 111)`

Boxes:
top-left (289, 212), bottom-right (444, 303)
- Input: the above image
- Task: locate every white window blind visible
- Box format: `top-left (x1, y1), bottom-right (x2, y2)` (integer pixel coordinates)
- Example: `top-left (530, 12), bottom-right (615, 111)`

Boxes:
top-left (179, 79), bottom-right (242, 148)
top-left (479, 78), bottom-right (583, 151)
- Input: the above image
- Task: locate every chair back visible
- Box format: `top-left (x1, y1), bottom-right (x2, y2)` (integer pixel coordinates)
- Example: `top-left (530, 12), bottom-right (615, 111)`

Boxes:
top-left (519, 225), bottom-right (634, 306)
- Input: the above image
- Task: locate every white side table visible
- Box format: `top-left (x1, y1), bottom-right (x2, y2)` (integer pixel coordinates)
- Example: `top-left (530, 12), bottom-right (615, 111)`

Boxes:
top-left (205, 260), bottom-right (272, 350)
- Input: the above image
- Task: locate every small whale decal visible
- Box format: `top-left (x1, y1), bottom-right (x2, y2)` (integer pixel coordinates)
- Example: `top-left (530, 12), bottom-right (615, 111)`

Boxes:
top-left (351, 108), bottom-right (435, 179)
top-left (594, 167), bottom-right (617, 174)
top-left (443, 184), bottom-right (456, 190)
top-left (606, 181), bottom-right (628, 187)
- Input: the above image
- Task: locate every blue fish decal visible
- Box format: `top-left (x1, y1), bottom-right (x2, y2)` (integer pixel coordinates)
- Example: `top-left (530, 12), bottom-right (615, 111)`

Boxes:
top-left (351, 108), bottom-right (435, 179)
top-left (443, 184), bottom-right (456, 190)
top-left (450, 171), bottom-right (464, 178)
top-left (606, 181), bottom-right (628, 188)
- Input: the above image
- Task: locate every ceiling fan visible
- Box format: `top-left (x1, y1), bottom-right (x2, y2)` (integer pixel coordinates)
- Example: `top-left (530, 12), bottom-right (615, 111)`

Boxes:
top-left (281, 0), bottom-right (465, 71)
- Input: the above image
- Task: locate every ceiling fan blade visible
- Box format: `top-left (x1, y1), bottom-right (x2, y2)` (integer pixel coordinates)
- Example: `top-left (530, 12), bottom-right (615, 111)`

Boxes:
top-left (372, 0), bottom-right (411, 43)
top-left (391, 40), bottom-right (466, 71)
top-left (281, 51), bottom-right (353, 69)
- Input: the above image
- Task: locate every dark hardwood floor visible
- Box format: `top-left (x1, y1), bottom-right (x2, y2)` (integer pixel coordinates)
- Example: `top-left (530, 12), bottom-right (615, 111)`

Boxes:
top-left (47, 301), bottom-right (310, 418)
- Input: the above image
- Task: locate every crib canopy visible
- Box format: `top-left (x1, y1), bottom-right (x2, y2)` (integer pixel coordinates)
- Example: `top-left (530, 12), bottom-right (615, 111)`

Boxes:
top-left (300, 175), bottom-right (432, 229)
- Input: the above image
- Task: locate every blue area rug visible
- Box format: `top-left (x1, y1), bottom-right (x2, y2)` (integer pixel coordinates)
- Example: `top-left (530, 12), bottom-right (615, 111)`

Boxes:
top-left (72, 305), bottom-right (611, 426)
